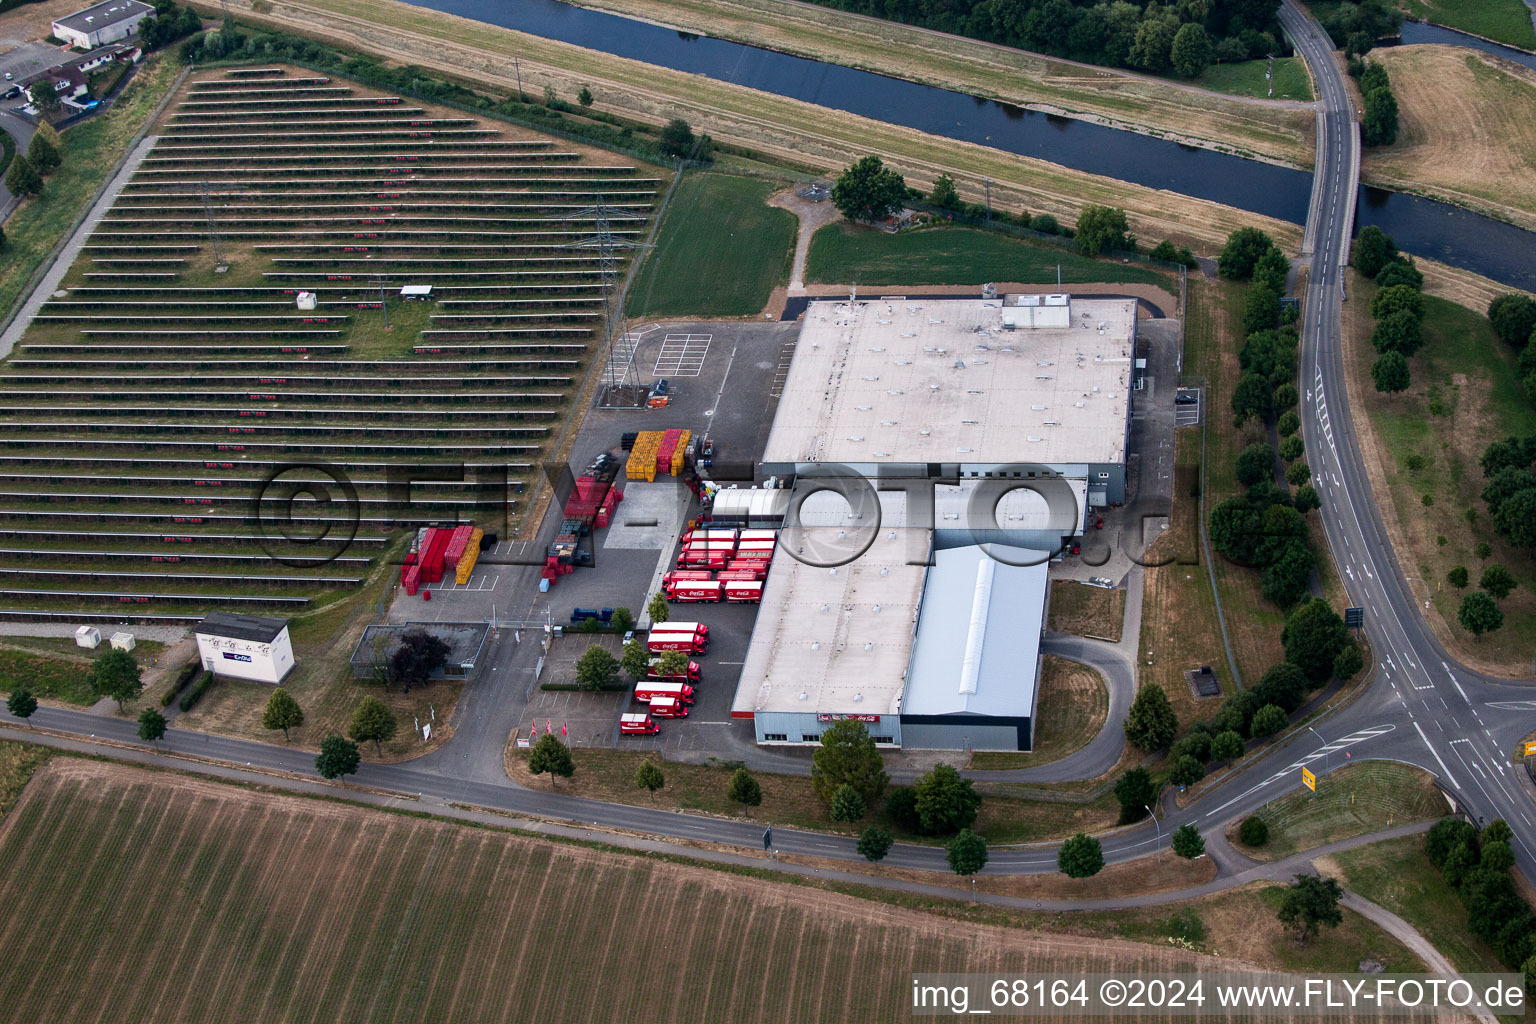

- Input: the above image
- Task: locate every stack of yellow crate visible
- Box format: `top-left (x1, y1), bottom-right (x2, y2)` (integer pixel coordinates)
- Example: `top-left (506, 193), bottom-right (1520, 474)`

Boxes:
top-left (670, 429), bottom-right (692, 476)
top-left (626, 430), bottom-right (661, 481)
top-left (454, 527), bottom-right (484, 584)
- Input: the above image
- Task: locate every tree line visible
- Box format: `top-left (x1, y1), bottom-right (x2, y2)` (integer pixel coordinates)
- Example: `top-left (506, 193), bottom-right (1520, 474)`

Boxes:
top-left (800, 0), bottom-right (1286, 80)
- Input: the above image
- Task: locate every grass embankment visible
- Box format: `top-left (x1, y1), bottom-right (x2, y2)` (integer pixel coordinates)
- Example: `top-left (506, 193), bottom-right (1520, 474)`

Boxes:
top-left (559, 0), bottom-right (1316, 166)
top-left (1324, 834), bottom-right (1511, 978)
top-left (627, 172), bottom-right (796, 318)
top-left (805, 223), bottom-right (1167, 287)
top-left (1046, 580), bottom-right (1124, 641)
top-left (1191, 57), bottom-right (1314, 102)
top-left (1399, 0), bottom-right (1536, 50)
top-left (508, 744), bottom-right (1119, 844)
top-left (1341, 273), bottom-right (1536, 674)
top-left (0, 758), bottom-right (1283, 1022)
top-left (1365, 47), bottom-right (1536, 232)
top-left (0, 55), bottom-right (178, 323)
top-left (0, 648), bottom-right (99, 705)
top-left (966, 655), bottom-right (1109, 769)
top-left (222, 0), bottom-right (1304, 256)
top-left (1229, 762), bottom-right (1448, 861)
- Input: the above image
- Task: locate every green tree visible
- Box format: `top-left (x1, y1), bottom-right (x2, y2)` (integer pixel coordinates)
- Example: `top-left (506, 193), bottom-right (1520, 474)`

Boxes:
top-left (1274, 382), bottom-right (1299, 409)
top-left (1058, 833), bottom-right (1104, 878)
top-left (577, 85), bottom-right (593, 107)
top-left (1150, 239), bottom-right (1180, 263)
top-left (831, 154), bottom-right (907, 222)
top-left (621, 638), bottom-right (651, 680)
top-left (1371, 308), bottom-right (1423, 356)
top-left (1333, 643), bottom-right (1364, 680)
top-left (1230, 371), bottom-right (1274, 426)
top-left (87, 649), bottom-right (143, 711)
top-left (1476, 541), bottom-right (1493, 560)
top-left (388, 628), bottom-right (449, 693)
top-left (315, 735), bottom-right (360, 782)
top-left (1371, 283), bottom-right (1424, 322)
top-left (1172, 823), bottom-right (1205, 859)
top-left (1353, 225), bottom-right (1397, 278)
top-left (348, 695), bottom-right (397, 755)
top-left (1254, 662), bottom-right (1308, 713)
top-left (1249, 704), bottom-right (1288, 738)
top-left (1235, 442), bottom-right (1276, 486)
top-left (575, 643), bottom-right (620, 691)
top-left (811, 719), bottom-right (889, 805)
top-left (1481, 840), bottom-right (1515, 872)
top-left (1371, 351), bottom-right (1410, 394)
top-left (1283, 599), bottom-right (1349, 682)
top-left (1488, 294), bottom-right (1536, 347)
top-left (1169, 22), bottom-right (1213, 78)
top-left (1278, 873), bottom-right (1344, 943)
top-left (1279, 435), bottom-right (1304, 462)
top-left (1494, 489), bottom-right (1536, 548)
top-left (929, 172), bottom-right (960, 210)
top-left (1375, 257), bottom-right (1423, 291)
top-left (727, 766), bottom-right (762, 812)
top-left (1218, 226), bottom-right (1274, 280)
top-left (830, 782), bottom-right (868, 822)
top-left (1459, 591), bottom-right (1504, 638)
top-left (1479, 564), bottom-right (1517, 600)
top-left (1447, 565), bottom-right (1469, 589)
top-left (6, 686), bottom-right (37, 726)
top-left (635, 758), bottom-right (665, 795)
top-left (1170, 754), bottom-right (1205, 787)
top-left (609, 606), bottom-right (633, 634)
top-left (912, 762), bottom-right (981, 835)
top-left (946, 829), bottom-right (989, 876)
top-left (1028, 213), bottom-right (1060, 234)
top-left (1212, 730), bottom-right (1244, 761)
top-left (29, 79), bottom-right (58, 113)
top-left (1075, 204), bottom-right (1130, 256)
top-left (857, 825), bottom-right (893, 862)
top-left (1483, 819), bottom-right (1514, 846)
top-left (1294, 484), bottom-right (1321, 513)
top-left (1285, 460), bottom-right (1311, 486)
top-left (528, 732), bottom-right (575, 786)
top-left (1239, 815), bottom-right (1269, 847)
top-left (1361, 85), bottom-right (1398, 146)
top-left (261, 687), bottom-right (304, 741)
top-left (1124, 683), bottom-right (1177, 751)
top-left (137, 707), bottom-right (167, 747)
top-left (658, 118), bottom-right (699, 158)
top-left (655, 650), bottom-right (690, 678)
top-left (646, 591), bottom-right (670, 626)
top-left (6, 154), bottom-right (42, 198)
top-left (1129, 11), bottom-right (1179, 72)
top-left (27, 130), bottom-right (59, 174)
top-left (1113, 766), bottom-right (1156, 824)
top-left (1242, 284), bottom-right (1280, 335)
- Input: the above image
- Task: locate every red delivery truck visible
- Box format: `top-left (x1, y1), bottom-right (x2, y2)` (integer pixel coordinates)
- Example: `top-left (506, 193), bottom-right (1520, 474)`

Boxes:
top-left (647, 696), bottom-right (690, 719)
top-left (655, 621), bottom-right (709, 638)
top-left (663, 570), bottom-right (714, 585)
top-left (724, 580), bottom-right (763, 603)
top-left (665, 581), bottom-right (722, 603)
top-left (681, 528), bottom-right (738, 544)
top-left (634, 680), bottom-right (696, 704)
top-left (739, 529), bottom-right (778, 543)
top-left (646, 631), bottom-right (708, 654)
top-left (646, 657), bottom-right (700, 683)
top-left (735, 540), bottom-right (775, 555)
top-left (620, 713), bottom-right (660, 735)
top-left (677, 550), bottom-right (730, 570)
top-left (716, 568), bottom-right (762, 582)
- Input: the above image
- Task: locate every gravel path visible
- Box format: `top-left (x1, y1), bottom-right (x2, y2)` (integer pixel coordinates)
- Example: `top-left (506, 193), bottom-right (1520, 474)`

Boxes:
top-left (0, 622), bottom-right (189, 644)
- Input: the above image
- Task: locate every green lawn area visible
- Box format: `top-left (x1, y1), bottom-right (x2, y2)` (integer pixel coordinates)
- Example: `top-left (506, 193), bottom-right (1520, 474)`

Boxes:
top-left (1233, 761), bottom-right (1450, 861)
top-left (0, 55), bottom-right (179, 324)
top-left (0, 648), bottom-right (97, 705)
top-left (626, 171), bottom-right (796, 318)
top-left (1400, 0), bottom-right (1536, 50)
top-left (804, 223), bottom-right (1166, 287)
top-left (1329, 834), bottom-right (1510, 978)
top-left (1192, 58), bottom-right (1314, 102)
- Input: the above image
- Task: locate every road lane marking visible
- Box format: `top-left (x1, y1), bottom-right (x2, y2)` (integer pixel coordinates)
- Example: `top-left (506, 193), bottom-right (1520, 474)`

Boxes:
top-left (1415, 721), bottom-right (1460, 790)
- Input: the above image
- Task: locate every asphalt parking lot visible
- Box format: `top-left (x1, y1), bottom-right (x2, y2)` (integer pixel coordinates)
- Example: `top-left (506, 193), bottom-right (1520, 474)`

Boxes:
top-left (0, 42), bottom-right (67, 89)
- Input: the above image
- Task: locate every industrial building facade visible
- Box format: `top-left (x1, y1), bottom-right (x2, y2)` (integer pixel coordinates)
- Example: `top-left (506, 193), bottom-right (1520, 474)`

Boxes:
top-left (51, 0), bottom-right (154, 49)
top-left (732, 293), bottom-right (1137, 750)
top-left (195, 612), bottom-right (296, 685)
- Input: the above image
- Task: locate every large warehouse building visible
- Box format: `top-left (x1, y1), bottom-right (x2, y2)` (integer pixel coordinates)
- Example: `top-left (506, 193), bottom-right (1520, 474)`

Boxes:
top-left (731, 293), bottom-right (1137, 750)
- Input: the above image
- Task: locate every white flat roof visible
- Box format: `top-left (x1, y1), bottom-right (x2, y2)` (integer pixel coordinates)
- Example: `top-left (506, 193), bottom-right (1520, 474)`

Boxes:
top-left (732, 528), bottom-right (925, 717)
top-left (763, 296), bottom-right (1136, 468)
top-left (903, 544), bottom-right (1049, 717)
top-left (795, 479), bottom-right (1085, 537)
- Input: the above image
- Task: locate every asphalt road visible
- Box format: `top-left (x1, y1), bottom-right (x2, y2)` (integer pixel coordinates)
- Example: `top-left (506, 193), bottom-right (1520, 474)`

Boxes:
top-left (0, 108), bottom-right (37, 219)
top-left (1, 3), bottom-right (1532, 891)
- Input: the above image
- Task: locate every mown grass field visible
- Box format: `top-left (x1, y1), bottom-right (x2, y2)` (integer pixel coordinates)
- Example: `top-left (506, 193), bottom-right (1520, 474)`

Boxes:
top-left (0, 760), bottom-right (1261, 1023)
top-left (627, 172), bottom-right (796, 318)
top-left (0, 55), bottom-right (179, 323)
top-left (1232, 761), bottom-right (1448, 861)
top-left (1046, 580), bottom-right (1125, 641)
top-left (1399, 0), bottom-right (1536, 50)
top-left (966, 655), bottom-right (1109, 769)
top-left (0, 648), bottom-right (97, 704)
top-left (1324, 834), bottom-right (1510, 978)
top-left (1192, 58), bottom-right (1314, 102)
top-left (1341, 273), bottom-right (1536, 674)
top-left (805, 223), bottom-right (1167, 287)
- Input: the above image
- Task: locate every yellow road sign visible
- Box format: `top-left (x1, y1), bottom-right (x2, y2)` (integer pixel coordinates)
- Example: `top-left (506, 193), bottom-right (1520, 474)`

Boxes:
top-left (1524, 740), bottom-right (1536, 757)
top-left (1302, 767), bottom-right (1316, 792)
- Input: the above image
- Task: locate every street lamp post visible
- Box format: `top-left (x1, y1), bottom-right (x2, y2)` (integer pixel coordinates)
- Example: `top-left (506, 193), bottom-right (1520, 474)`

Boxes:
top-left (1145, 805), bottom-right (1162, 861)
top-left (1307, 725), bottom-right (1329, 776)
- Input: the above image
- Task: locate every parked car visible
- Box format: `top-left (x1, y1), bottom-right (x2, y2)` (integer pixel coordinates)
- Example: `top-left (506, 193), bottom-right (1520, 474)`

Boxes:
top-left (1086, 576), bottom-right (1115, 589)
top-left (1175, 392), bottom-right (1199, 405)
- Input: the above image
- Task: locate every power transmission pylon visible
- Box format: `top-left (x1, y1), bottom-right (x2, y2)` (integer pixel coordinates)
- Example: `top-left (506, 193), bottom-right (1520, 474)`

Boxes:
top-left (558, 197), bottom-right (652, 405)
top-left (367, 273), bottom-right (395, 330)
top-left (197, 179), bottom-right (227, 272)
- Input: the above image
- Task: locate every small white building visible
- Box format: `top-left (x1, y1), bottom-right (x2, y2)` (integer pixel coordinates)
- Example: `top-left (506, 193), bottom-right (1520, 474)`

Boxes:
top-left (51, 0), bottom-right (154, 49)
top-left (109, 632), bottom-right (135, 652)
top-left (195, 612), bottom-right (295, 684)
top-left (74, 625), bottom-right (101, 649)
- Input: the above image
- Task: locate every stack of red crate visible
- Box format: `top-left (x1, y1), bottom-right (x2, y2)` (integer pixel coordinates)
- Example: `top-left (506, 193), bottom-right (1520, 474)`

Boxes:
top-left (442, 524), bottom-right (474, 568)
top-left (403, 564), bottom-right (422, 595)
top-left (418, 527), bottom-right (452, 583)
top-left (654, 429), bottom-right (682, 474)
